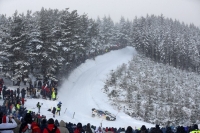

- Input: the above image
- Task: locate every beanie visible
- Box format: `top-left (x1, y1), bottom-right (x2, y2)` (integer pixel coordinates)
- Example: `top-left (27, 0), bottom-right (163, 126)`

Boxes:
top-left (48, 118), bottom-right (54, 124)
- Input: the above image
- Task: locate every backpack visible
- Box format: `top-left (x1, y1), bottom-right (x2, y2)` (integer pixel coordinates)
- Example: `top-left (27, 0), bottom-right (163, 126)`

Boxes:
top-left (45, 126), bottom-right (57, 133)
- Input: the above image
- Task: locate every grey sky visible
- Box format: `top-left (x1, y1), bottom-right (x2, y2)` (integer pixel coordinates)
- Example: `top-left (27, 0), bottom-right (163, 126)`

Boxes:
top-left (0, 0), bottom-right (199, 27)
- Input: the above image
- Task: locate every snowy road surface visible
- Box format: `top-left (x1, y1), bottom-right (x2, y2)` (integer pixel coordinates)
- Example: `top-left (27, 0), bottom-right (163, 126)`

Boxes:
top-left (1, 46), bottom-right (154, 129)
top-left (58, 46), bottom-right (153, 128)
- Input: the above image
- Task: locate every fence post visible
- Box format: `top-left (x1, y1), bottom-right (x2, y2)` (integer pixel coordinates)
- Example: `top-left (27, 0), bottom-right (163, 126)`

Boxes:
top-left (72, 112), bottom-right (75, 119)
top-left (64, 108), bottom-right (67, 114)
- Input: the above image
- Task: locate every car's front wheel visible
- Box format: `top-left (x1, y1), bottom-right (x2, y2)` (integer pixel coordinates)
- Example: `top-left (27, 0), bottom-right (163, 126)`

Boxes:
top-left (106, 116), bottom-right (110, 121)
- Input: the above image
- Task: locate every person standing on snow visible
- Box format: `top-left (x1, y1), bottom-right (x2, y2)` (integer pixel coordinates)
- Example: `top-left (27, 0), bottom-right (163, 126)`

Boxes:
top-left (52, 107), bottom-right (56, 118)
top-left (56, 102), bottom-right (62, 115)
top-left (51, 90), bottom-right (56, 101)
top-left (56, 106), bottom-right (61, 116)
top-left (36, 102), bottom-right (41, 113)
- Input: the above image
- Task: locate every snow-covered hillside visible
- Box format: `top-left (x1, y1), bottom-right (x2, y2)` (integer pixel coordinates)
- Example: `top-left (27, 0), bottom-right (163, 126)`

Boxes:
top-left (0, 46), bottom-right (154, 129)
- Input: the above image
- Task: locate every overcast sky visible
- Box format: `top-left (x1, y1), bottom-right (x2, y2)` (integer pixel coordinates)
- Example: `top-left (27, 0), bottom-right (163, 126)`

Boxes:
top-left (0, 0), bottom-right (199, 27)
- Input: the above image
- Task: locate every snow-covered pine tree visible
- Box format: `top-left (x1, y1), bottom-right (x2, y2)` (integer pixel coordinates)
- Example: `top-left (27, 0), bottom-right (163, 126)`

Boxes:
top-left (7, 11), bottom-right (30, 83)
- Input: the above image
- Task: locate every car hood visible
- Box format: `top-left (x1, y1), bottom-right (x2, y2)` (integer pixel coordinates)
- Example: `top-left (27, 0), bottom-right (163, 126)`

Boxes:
top-left (109, 114), bottom-right (116, 118)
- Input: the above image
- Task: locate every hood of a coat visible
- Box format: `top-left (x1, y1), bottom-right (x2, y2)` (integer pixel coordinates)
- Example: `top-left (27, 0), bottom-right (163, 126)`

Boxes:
top-left (59, 120), bottom-right (66, 127)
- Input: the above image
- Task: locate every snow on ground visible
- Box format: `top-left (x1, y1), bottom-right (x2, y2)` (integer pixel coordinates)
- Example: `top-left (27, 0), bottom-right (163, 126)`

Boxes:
top-left (0, 46), bottom-right (154, 129)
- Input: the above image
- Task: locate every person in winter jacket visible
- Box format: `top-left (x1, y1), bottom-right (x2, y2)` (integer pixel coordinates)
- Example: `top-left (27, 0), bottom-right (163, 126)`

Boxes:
top-left (16, 88), bottom-right (20, 98)
top-left (85, 123), bottom-right (93, 133)
top-left (52, 107), bottom-right (56, 118)
top-left (140, 125), bottom-right (148, 133)
top-left (2, 87), bottom-right (6, 100)
top-left (106, 128), bottom-right (113, 133)
top-left (40, 118), bottom-right (47, 132)
top-left (58, 120), bottom-right (69, 133)
top-left (150, 125), bottom-right (163, 133)
top-left (126, 126), bottom-right (133, 133)
top-left (119, 128), bottom-right (125, 133)
top-left (19, 113), bottom-right (33, 133)
top-left (54, 119), bottom-right (59, 127)
top-left (52, 90), bottom-right (56, 100)
top-left (37, 102), bottom-right (41, 113)
top-left (66, 122), bottom-right (74, 133)
top-left (0, 113), bottom-right (17, 133)
top-left (165, 127), bottom-right (174, 133)
top-left (56, 106), bottom-right (61, 116)
top-left (96, 126), bottom-right (104, 133)
top-left (43, 118), bottom-right (60, 133)
top-left (21, 88), bottom-right (26, 98)
top-left (74, 123), bottom-right (85, 133)
top-left (190, 124), bottom-right (200, 133)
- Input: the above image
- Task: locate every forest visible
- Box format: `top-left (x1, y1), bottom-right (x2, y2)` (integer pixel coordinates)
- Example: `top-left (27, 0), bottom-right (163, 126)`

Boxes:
top-left (0, 8), bottom-right (199, 83)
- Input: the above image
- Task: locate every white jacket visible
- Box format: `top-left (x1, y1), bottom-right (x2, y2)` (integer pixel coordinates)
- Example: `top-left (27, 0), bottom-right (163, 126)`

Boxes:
top-left (0, 118), bottom-right (17, 133)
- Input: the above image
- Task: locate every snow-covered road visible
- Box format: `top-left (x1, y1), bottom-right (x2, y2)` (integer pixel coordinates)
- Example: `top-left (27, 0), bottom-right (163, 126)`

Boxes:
top-left (1, 46), bottom-right (154, 129)
top-left (58, 46), bottom-right (153, 128)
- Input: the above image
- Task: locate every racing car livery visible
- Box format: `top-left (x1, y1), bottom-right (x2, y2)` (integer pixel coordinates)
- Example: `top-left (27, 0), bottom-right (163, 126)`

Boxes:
top-left (92, 108), bottom-right (116, 121)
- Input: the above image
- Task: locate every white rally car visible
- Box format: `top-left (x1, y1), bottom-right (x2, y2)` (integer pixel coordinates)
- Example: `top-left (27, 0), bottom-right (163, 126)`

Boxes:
top-left (92, 108), bottom-right (116, 121)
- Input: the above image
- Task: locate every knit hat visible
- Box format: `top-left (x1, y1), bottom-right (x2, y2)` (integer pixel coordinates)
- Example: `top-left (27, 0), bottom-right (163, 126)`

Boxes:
top-left (48, 118), bottom-right (54, 124)
top-left (2, 115), bottom-right (9, 123)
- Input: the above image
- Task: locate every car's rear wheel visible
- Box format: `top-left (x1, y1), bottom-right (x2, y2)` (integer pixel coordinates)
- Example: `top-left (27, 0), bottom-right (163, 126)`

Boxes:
top-left (106, 116), bottom-right (110, 121)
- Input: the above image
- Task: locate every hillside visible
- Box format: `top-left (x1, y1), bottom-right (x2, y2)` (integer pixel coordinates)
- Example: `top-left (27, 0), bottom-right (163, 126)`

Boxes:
top-left (104, 53), bottom-right (200, 126)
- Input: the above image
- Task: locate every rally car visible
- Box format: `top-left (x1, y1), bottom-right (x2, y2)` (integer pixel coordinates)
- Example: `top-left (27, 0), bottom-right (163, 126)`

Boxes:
top-left (92, 108), bottom-right (116, 121)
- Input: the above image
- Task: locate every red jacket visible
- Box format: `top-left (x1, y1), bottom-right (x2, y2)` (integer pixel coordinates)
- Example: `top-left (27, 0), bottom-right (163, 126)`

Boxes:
top-left (43, 124), bottom-right (60, 133)
top-left (31, 121), bottom-right (41, 133)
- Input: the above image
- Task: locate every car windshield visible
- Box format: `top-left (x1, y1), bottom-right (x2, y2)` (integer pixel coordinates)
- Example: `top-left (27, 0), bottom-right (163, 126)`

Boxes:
top-left (105, 111), bottom-right (111, 115)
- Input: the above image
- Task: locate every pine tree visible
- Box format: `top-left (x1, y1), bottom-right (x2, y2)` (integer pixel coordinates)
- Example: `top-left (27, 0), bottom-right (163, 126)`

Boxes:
top-left (7, 11), bottom-right (30, 82)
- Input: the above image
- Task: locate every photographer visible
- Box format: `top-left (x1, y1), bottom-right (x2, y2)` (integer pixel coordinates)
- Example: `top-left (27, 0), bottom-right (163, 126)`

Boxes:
top-left (0, 112), bottom-right (17, 133)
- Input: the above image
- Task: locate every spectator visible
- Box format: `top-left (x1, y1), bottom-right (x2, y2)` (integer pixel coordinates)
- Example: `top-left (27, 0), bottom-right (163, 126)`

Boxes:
top-left (166, 127), bottom-right (174, 133)
top-left (74, 123), bottom-right (85, 133)
top-left (85, 123), bottom-right (93, 133)
top-left (40, 118), bottom-right (47, 132)
top-left (58, 120), bottom-right (69, 133)
top-left (150, 125), bottom-right (163, 133)
top-left (36, 102), bottom-right (41, 113)
top-left (43, 118), bottom-right (60, 133)
top-left (0, 112), bottom-right (17, 133)
top-left (176, 126), bottom-right (186, 133)
top-left (140, 125), bottom-right (148, 133)
top-left (120, 128), bottom-right (125, 133)
top-left (19, 113), bottom-right (33, 133)
top-left (126, 126), bottom-right (133, 133)
top-left (55, 119), bottom-right (59, 127)
top-left (189, 124), bottom-right (200, 133)
top-left (96, 126), bottom-right (103, 133)
top-left (52, 107), bottom-right (56, 118)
